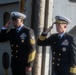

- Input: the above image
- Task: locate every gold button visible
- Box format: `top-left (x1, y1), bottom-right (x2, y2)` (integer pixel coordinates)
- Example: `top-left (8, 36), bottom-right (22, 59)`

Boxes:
top-left (21, 40), bottom-right (24, 43)
top-left (16, 45), bottom-right (18, 47)
top-left (16, 50), bottom-right (18, 52)
top-left (57, 64), bottom-right (59, 66)
top-left (53, 57), bottom-right (55, 59)
top-left (53, 52), bottom-right (55, 54)
top-left (16, 56), bottom-right (18, 58)
top-left (58, 59), bottom-right (60, 61)
top-left (11, 45), bottom-right (13, 47)
top-left (59, 53), bottom-right (61, 56)
top-left (52, 62), bottom-right (54, 64)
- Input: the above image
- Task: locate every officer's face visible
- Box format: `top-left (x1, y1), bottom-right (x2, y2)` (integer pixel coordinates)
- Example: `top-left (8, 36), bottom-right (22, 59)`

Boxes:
top-left (56, 23), bottom-right (67, 34)
top-left (12, 18), bottom-right (23, 28)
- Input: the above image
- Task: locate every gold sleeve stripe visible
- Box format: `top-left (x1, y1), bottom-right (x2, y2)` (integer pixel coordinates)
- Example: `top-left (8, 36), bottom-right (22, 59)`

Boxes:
top-left (70, 67), bottom-right (76, 73)
top-left (28, 50), bottom-right (36, 63)
top-left (39, 36), bottom-right (46, 41)
top-left (30, 39), bottom-right (35, 44)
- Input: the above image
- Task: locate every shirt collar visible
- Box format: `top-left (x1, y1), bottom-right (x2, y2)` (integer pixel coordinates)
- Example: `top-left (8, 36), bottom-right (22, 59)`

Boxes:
top-left (58, 32), bottom-right (65, 38)
top-left (16, 24), bottom-right (24, 31)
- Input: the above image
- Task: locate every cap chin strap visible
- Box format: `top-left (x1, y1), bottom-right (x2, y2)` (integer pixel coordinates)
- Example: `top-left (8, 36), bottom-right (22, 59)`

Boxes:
top-left (56, 20), bottom-right (68, 24)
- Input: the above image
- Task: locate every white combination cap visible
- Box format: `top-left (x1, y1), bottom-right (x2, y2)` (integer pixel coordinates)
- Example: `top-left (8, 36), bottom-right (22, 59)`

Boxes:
top-left (55, 15), bottom-right (71, 24)
top-left (11, 11), bottom-right (26, 20)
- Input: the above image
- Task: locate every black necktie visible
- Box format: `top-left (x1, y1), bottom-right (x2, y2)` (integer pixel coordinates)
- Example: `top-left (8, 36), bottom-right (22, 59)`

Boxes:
top-left (58, 35), bottom-right (61, 39)
top-left (16, 29), bottom-right (19, 33)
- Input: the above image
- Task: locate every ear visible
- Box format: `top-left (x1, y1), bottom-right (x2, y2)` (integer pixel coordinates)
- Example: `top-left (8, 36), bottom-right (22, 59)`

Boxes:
top-left (64, 25), bottom-right (67, 28)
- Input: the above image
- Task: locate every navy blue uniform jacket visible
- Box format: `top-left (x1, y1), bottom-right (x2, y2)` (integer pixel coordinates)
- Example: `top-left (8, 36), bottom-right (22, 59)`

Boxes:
top-left (37, 32), bottom-right (76, 75)
top-left (0, 26), bottom-right (36, 68)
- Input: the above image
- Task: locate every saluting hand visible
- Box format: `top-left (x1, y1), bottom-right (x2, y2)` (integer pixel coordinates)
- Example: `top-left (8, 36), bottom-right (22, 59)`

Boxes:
top-left (44, 22), bottom-right (55, 34)
top-left (25, 66), bottom-right (32, 73)
top-left (4, 20), bottom-right (11, 28)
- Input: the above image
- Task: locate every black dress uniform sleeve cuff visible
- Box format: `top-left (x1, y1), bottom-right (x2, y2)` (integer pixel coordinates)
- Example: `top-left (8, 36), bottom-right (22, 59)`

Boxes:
top-left (42, 32), bottom-right (47, 36)
top-left (27, 62), bottom-right (34, 67)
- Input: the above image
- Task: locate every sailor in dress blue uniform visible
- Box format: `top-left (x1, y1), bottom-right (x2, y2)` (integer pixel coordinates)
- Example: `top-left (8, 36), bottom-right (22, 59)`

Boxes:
top-left (0, 11), bottom-right (36, 75)
top-left (37, 15), bottom-right (76, 75)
